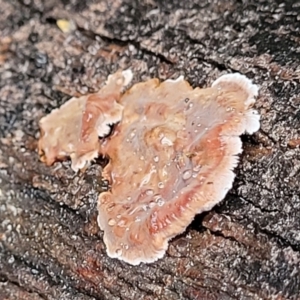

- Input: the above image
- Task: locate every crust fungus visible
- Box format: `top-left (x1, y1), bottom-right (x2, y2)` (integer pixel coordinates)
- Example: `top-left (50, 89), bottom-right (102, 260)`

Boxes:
top-left (38, 71), bottom-right (260, 265)
top-left (38, 70), bottom-right (133, 171)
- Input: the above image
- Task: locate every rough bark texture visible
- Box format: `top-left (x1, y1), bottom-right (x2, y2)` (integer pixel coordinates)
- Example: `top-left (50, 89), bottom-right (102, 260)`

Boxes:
top-left (0, 0), bottom-right (299, 299)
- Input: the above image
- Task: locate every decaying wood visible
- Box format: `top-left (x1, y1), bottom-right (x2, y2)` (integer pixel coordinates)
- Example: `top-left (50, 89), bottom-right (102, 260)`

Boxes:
top-left (0, 0), bottom-right (299, 299)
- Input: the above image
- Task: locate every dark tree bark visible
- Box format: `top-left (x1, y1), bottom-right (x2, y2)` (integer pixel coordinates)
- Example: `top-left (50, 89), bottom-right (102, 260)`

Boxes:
top-left (0, 0), bottom-right (299, 299)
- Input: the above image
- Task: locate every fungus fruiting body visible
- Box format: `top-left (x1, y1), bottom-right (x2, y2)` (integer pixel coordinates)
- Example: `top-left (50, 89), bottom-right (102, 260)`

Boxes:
top-left (38, 71), bottom-right (260, 265)
top-left (38, 70), bottom-right (132, 171)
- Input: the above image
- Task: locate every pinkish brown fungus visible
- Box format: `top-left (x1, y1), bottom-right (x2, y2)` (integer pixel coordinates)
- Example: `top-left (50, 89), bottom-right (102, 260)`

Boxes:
top-left (38, 70), bottom-right (132, 171)
top-left (38, 71), bottom-right (260, 265)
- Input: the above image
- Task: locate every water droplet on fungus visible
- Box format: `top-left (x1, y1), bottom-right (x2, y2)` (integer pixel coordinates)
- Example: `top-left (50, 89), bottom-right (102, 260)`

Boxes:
top-left (156, 198), bottom-right (165, 206)
top-left (187, 102), bottom-right (194, 109)
top-left (115, 248), bottom-right (123, 256)
top-left (153, 156), bottom-right (159, 163)
top-left (158, 182), bottom-right (164, 189)
top-left (117, 218), bottom-right (127, 227)
top-left (149, 201), bottom-right (156, 208)
top-left (108, 218), bottom-right (116, 226)
top-left (145, 189), bottom-right (154, 196)
top-left (123, 244), bottom-right (129, 250)
top-left (182, 170), bottom-right (192, 180)
top-left (106, 203), bottom-right (115, 212)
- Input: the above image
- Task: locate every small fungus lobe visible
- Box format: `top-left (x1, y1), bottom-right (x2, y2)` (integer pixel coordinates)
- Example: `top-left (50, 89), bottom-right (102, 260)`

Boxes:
top-left (38, 70), bottom-right (132, 171)
top-left (38, 71), bottom-right (260, 265)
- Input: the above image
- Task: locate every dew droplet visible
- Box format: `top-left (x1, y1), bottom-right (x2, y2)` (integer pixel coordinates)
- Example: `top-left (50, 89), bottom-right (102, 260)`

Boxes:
top-left (156, 198), bottom-right (165, 206)
top-left (117, 219), bottom-right (126, 227)
top-left (187, 102), bottom-right (194, 109)
top-left (197, 123), bottom-right (202, 127)
top-left (142, 204), bottom-right (150, 211)
top-left (106, 203), bottom-right (115, 211)
top-left (145, 189), bottom-right (154, 196)
top-left (153, 156), bottom-right (159, 163)
top-left (115, 248), bottom-right (122, 256)
top-left (108, 218), bottom-right (116, 226)
top-left (135, 216), bottom-right (141, 222)
top-left (193, 165), bottom-right (202, 172)
top-left (184, 98), bottom-right (190, 103)
top-left (158, 182), bottom-right (164, 189)
top-left (182, 170), bottom-right (192, 180)
top-left (127, 196), bottom-right (132, 201)
top-left (116, 214), bottom-right (121, 219)
top-left (140, 156), bottom-right (145, 160)
top-left (149, 201), bottom-right (156, 208)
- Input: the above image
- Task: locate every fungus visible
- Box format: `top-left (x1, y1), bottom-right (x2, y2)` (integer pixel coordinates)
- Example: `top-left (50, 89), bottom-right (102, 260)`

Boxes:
top-left (38, 70), bottom-right (133, 171)
top-left (38, 71), bottom-right (260, 265)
